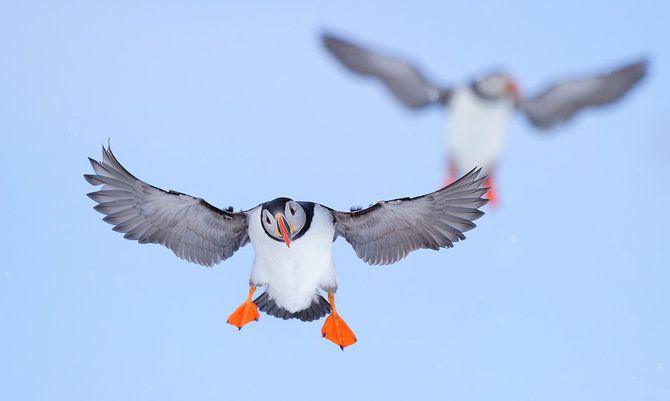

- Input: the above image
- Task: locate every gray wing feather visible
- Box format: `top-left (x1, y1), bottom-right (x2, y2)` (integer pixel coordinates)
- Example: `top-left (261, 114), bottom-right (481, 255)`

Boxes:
top-left (84, 145), bottom-right (249, 267)
top-left (329, 168), bottom-right (488, 265)
top-left (322, 33), bottom-right (451, 109)
top-left (520, 60), bottom-right (647, 129)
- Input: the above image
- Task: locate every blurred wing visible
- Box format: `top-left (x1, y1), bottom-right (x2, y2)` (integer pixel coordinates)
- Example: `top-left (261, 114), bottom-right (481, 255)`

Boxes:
top-left (330, 168), bottom-right (488, 265)
top-left (322, 33), bottom-right (451, 109)
top-left (520, 60), bottom-right (647, 129)
top-left (84, 145), bottom-right (250, 267)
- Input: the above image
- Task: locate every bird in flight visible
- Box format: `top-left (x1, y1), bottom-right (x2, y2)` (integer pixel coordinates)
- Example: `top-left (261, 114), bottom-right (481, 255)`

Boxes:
top-left (322, 32), bottom-right (647, 204)
top-left (85, 145), bottom-right (489, 349)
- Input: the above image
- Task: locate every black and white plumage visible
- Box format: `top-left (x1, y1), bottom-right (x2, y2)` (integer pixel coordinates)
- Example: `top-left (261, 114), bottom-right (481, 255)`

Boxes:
top-left (322, 32), bottom-right (647, 187)
top-left (85, 145), bottom-right (489, 334)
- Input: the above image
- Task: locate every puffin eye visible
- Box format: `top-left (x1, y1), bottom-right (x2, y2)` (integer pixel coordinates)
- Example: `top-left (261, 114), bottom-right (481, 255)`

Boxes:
top-left (290, 207), bottom-right (295, 216)
top-left (265, 217), bottom-right (271, 224)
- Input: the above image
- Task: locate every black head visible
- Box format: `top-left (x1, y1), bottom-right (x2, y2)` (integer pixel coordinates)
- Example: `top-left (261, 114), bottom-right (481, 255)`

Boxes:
top-left (260, 198), bottom-right (314, 247)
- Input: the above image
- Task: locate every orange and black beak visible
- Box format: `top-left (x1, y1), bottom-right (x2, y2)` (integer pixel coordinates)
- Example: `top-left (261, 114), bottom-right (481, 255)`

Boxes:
top-left (507, 79), bottom-right (521, 102)
top-left (276, 214), bottom-right (292, 248)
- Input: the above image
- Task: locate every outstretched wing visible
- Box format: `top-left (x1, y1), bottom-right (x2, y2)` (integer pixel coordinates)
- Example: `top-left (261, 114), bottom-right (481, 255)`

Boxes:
top-left (84, 145), bottom-right (250, 267)
top-left (519, 60), bottom-right (647, 129)
top-left (322, 33), bottom-right (451, 109)
top-left (329, 168), bottom-right (488, 265)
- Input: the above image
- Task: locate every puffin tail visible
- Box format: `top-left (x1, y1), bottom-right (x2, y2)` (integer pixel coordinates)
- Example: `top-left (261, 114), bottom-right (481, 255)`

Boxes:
top-left (253, 291), bottom-right (332, 322)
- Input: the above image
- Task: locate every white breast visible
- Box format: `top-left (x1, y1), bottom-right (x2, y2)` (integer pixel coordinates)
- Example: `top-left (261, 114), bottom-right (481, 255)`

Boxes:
top-left (447, 87), bottom-right (515, 174)
top-left (246, 204), bottom-right (338, 313)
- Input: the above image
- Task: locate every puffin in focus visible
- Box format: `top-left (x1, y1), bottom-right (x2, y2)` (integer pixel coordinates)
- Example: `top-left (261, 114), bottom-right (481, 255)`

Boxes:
top-left (85, 145), bottom-right (489, 349)
top-left (321, 32), bottom-right (647, 204)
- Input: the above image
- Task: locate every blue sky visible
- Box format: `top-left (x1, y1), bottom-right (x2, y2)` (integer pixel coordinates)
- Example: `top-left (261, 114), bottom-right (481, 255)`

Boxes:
top-left (1, 1), bottom-right (668, 400)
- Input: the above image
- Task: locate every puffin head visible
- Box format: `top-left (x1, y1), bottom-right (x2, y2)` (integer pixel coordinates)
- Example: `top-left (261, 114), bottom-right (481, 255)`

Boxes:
top-left (473, 72), bottom-right (520, 102)
top-left (260, 198), bottom-right (309, 248)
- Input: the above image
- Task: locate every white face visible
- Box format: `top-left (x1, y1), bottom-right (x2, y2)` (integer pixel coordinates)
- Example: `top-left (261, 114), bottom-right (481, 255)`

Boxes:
top-left (261, 200), bottom-right (307, 244)
top-left (475, 74), bottom-right (517, 100)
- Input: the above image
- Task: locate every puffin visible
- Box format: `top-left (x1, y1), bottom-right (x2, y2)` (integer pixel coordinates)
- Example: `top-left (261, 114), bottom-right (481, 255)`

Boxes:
top-left (321, 32), bottom-right (647, 204)
top-left (85, 145), bottom-right (489, 349)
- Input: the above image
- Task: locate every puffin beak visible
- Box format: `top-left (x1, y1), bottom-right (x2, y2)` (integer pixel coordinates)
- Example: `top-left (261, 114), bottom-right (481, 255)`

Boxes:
top-left (276, 214), bottom-right (292, 248)
top-left (507, 80), bottom-right (521, 102)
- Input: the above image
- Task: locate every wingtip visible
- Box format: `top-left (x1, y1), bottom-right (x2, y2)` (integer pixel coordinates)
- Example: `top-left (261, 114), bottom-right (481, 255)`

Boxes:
top-left (631, 58), bottom-right (649, 70)
top-left (83, 174), bottom-right (101, 186)
top-left (451, 166), bottom-right (487, 189)
top-left (613, 58), bottom-right (649, 85)
top-left (87, 157), bottom-right (98, 169)
top-left (320, 31), bottom-right (343, 44)
top-left (320, 31), bottom-right (339, 50)
top-left (628, 59), bottom-right (649, 79)
top-left (472, 166), bottom-right (486, 180)
top-left (101, 138), bottom-right (115, 159)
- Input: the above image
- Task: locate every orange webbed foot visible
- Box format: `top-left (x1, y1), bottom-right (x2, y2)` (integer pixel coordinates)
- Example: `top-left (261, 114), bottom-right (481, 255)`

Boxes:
top-left (227, 287), bottom-right (259, 330)
top-left (322, 313), bottom-right (357, 350)
top-left (484, 176), bottom-right (497, 206)
top-left (321, 293), bottom-right (357, 350)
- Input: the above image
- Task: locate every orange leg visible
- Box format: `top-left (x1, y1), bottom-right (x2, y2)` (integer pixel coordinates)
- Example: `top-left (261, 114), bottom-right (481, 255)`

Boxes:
top-left (321, 293), bottom-right (357, 350)
top-left (227, 286), bottom-right (260, 330)
top-left (484, 176), bottom-right (497, 206)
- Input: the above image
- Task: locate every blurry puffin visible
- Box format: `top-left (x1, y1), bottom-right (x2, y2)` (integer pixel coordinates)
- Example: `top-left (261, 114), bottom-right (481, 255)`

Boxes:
top-left (321, 33), bottom-right (647, 204)
top-left (85, 145), bottom-right (489, 349)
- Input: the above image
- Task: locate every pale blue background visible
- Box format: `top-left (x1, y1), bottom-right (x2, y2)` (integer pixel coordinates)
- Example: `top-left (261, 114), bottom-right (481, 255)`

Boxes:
top-left (1, 1), bottom-right (669, 400)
